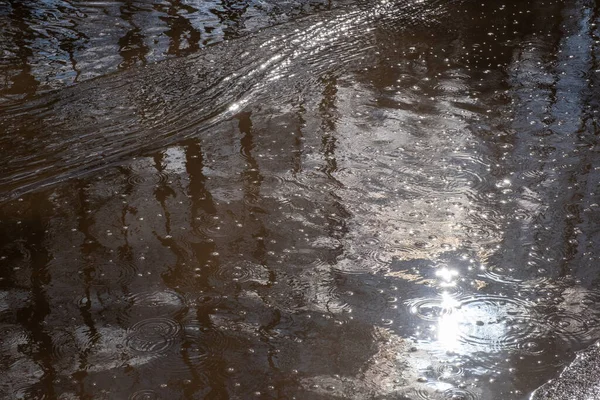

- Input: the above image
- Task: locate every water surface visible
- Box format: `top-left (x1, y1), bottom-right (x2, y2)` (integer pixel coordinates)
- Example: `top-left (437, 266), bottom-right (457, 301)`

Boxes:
top-left (2, 0), bottom-right (600, 399)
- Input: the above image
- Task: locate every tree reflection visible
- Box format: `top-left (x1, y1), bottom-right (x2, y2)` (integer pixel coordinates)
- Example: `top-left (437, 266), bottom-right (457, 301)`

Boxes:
top-left (1, 0), bottom-right (39, 99)
top-left (118, 1), bottom-right (150, 68)
top-left (210, 0), bottom-right (251, 40)
top-left (156, 0), bottom-right (201, 56)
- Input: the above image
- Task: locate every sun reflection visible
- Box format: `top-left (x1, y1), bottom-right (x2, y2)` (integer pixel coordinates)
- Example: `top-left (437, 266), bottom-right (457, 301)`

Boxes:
top-left (437, 292), bottom-right (462, 352)
top-left (431, 292), bottom-right (526, 355)
top-left (435, 267), bottom-right (459, 287)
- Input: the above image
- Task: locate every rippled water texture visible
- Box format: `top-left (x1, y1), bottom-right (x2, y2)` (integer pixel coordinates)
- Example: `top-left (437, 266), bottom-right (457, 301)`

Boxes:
top-left (2, 0), bottom-right (600, 398)
top-left (0, 0), bottom-right (342, 100)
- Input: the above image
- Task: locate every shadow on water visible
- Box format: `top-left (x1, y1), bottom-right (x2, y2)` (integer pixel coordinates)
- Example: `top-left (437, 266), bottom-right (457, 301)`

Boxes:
top-left (2, 0), bottom-right (600, 399)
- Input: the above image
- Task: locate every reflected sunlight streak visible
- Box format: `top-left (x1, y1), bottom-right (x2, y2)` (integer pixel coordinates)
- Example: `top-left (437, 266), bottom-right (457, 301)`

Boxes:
top-left (437, 291), bottom-right (461, 351)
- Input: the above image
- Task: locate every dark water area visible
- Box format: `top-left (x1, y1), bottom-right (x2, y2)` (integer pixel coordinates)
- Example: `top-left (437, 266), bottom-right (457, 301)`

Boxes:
top-left (2, 0), bottom-right (600, 398)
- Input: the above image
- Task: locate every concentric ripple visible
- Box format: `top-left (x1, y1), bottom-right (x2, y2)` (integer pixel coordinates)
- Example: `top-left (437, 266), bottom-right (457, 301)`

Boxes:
top-left (0, 324), bottom-right (29, 353)
top-left (121, 162), bottom-right (170, 188)
top-left (442, 388), bottom-right (479, 400)
top-left (156, 319), bottom-right (234, 374)
top-left (122, 289), bottom-right (188, 324)
top-left (482, 265), bottom-right (550, 286)
top-left (130, 389), bottom-right (159, 400)
top-left (436, 363), bottom-right (464, 380)
top-left (546, 311), bottom-right (600, 347)
top-left (413, 383), bottom-right (480, 400)
top-left (192, 213), bottom-right (232, 239)
top-left (50, 329), bottom-right (77, 361)
top-left (407, 297), bottom-right (454, 322)
top-left (409, 294), bottom-right (545, 357)
top-left (444, 296), bottom-right (542, 353)
top-left (126, 318), bottom-right (182, 354)
top-left (125, 170), bottom-right (170, 187)
top-left (210, 261), bottom-right (270, 285)
top-left (434, 80), bottom-right (470, 94)
top-left (76, 260), bottom-right (137, 288)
